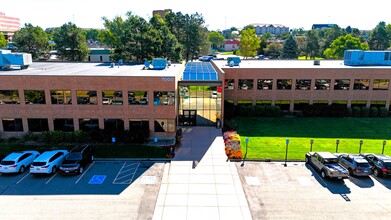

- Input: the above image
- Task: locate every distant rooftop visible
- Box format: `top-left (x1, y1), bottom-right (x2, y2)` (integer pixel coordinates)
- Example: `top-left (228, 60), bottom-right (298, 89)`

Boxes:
top-left (0, 62), bottom-right (184, 77)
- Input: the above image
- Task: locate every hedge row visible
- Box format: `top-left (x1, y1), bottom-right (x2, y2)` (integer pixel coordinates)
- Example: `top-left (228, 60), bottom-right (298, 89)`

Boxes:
top-left (302, 106), bottom-right (389, 117)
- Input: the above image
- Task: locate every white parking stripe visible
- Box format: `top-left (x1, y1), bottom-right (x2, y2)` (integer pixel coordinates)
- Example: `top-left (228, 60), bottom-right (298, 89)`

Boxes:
top-left (46, 172), bottom-right (58, 184)
top-left (75, 161), bottom-right (95, 184)
top-left (16, 172), bottom-right (30, 184)
top-left (113, 162), bottom-right (140, 184)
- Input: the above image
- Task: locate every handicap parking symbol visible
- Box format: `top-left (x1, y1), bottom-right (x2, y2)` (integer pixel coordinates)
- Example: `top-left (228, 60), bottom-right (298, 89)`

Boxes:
top-left (89, 175), bottom-right (106, 184)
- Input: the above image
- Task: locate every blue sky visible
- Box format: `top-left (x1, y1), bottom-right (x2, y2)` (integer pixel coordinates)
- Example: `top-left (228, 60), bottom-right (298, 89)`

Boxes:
top-left (3, 0), bottom-right (391, 31)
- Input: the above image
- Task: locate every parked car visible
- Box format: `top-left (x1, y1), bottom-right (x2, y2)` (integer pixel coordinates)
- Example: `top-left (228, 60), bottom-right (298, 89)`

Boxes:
top-left (30, 150), bottom-right (68, 174)
top-left (361, 153), bottom-right (391, 177)
top-left (102, 97), bottom-right (112, 105)
top-left (0, 151), bottom-right (40, 173)
top-left (305, 152), bottom-right (349, 179)
top-left (211, 91), bottom-right (218, 99)
top-left (154, 97), bottom-right (160, 105)
top-left (140, 97), bottom-right (148, 105)
top-left (199, 55), bottom-right (213, 62)
top-left (335, 153), bottom-right (372, 176)
top-left (59, 145), bottom-right (94, 175)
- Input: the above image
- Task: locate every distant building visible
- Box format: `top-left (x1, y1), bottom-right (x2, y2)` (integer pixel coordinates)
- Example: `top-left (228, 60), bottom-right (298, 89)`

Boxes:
top-left (152, 9), bottom-right (172, 19)
top-left (88, 48), bottom-right (111, 62)
top-left (312, 24), bottom-right (336, 30)
top-left (224, 40), bottom-right (239, 52)
top-left (251, 23), bottom-right (289, 35)
top-left (0, 12), bottom-right (20, 40)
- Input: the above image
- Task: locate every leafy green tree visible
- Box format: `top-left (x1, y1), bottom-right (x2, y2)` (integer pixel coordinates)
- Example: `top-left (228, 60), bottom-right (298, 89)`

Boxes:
top-left (319, 25), bottom-right (346, 55)
top-left (257, 35), bottom-right (267, 55)
top-left (85, 29), bottom-right (100, 41)
top-left (54, 22), bottom-right (89, 61)
top-left (265, 42), bottom-right (283, 59)
top-left (208, 31), bottom-right (225, 50)
top-left (12, 23), bottom-right (49, 59)
top-left (323, 34), bottom-right (369, 59)
top-left (0, 32), bottom-right (7, 48)
top-left (281, 35), bottom-right (298, 59)
top-left (100, 16), bottom-right (127, 61)
top-left (368, 21), bottom-right (389, 50)
top-left (304, 29), bottom-right (320, 59)
top-left (237, 28), bottom-right (260, 59)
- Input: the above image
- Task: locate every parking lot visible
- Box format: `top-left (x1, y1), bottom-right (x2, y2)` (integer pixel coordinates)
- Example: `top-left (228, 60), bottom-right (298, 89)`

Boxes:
top-left (236, 161), bottom-right (391, 219)
top-left (0, 160), bottom-right (166, 219)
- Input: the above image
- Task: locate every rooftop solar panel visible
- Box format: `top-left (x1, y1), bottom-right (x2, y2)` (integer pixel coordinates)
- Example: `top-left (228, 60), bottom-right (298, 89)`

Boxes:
top-left (182, 62), bottom-right (218, 81)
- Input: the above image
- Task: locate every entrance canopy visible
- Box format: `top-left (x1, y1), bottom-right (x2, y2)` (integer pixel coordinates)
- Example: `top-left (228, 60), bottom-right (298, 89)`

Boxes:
top-left (182, 62), bottom-right (218, 81)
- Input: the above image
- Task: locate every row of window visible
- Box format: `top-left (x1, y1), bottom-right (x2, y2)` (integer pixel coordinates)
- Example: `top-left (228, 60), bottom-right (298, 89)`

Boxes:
top-left (230, 100), bottom-right (390, 111)
top-left (224, 79), bottom-right (390, 91)
top-left (2, 118), bottom-right (175, 133)
top-left (0, 90), bottom-right (175, 106)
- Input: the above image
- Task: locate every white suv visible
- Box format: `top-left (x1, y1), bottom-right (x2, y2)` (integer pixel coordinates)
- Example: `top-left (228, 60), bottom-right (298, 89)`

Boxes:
top-left (30, 150), bottom-right (68, 174)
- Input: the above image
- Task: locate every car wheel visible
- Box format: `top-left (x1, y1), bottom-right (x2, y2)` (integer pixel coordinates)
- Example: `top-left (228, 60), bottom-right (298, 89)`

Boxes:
top-left (305, 156), bottom-right (309, 164)
top-left (321, 170), bottom-right (327, 179)
top-left (348, 168), bottom-right (353, 176)
top-left (19, 165), bottom-right (25, 173)
top-left (51, 166), bottom-right (57, 174)
top-left (374, 169), bottom-right (380, 177)
top-left (79, 167), bottom-right (84, 174)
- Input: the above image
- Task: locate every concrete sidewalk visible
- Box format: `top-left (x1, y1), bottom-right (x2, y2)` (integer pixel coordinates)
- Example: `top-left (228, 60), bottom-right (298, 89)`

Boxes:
top-left (152, 127), bottom-right (252, 220)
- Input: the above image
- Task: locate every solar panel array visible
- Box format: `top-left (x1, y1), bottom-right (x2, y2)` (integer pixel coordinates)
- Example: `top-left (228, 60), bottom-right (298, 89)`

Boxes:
top-left (182, 62), bottom-right (218, 81)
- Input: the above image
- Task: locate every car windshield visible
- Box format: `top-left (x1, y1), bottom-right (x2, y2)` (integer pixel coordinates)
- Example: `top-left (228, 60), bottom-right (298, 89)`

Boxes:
top-left (66, 153), bottom-right (82, 160)
top-left (324, 159), bottom-right (338, 164)
top-left (32, 162), bottom-right (46, 166)
top-left (1, 160), bottom-right (15, 165)
top-left (357, 162), bottom-right (370, 168)
top-left (384, 162), bottom-right (391, 168)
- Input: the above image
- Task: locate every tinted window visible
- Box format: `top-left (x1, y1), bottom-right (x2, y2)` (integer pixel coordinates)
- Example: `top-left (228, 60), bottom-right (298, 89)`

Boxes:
top-left (18, 154), bottom-right (31, 162)
top-left (66, 153), bottom-right (83, 160)
top-left (32, 162), bottom-right (46, 166)
top-left (357, 162), bottom-right (370, 168)
top-left (1, 160), bottom-right (15, 165)
top-left (384, 162), bottom-right (391, 168)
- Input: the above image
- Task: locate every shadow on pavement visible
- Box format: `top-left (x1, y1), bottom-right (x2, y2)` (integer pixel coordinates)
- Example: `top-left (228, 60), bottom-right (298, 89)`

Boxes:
top-left (371, 175), bottom-right (391, 189)
top-left (347, 176), bottom-right (374, 188)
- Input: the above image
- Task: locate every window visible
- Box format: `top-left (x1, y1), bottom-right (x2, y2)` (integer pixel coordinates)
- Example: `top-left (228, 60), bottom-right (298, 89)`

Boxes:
top-left (154, 119), bottom-right (175, 132)
top-left (277, 79), bottom-right (292, 90)
top-left (129, 119), bottom-right (149, 128)
top-left (2, 118), bottom-right (23, 132)
top-left (256, 100), bottom-right (272, 106)
top-left (334, 79), bottom-right (350, 90)
top-left (102, 90), bottom-right (123, 105)
top-left (237, 100), bottom-right (253, 106)
top-left (128, 91), bottom-right (148, 105)
top-left (275, 100), bottom-right (290, 111)
top-left (54, 118), bottom-right (74, 132)
top-left (370, 101), bottom-right (386, 108)
top-left (50, 90), bottom-right (71, 104)
top-left (294, 100), bottom-right (310, 111)
top-left (315, 79), bottom-right (330, 90)
top-left (257, 79), bottom-right (273, 90)
top-left (76, 90), bottom-right (97, 105)
top-left (296, 79), bottom-right (311, 90)
top-left (0, 90), bottom-right (20, 104)
top-left (224, 79), bottom-right (234, 90)
top-left (104, 118), bottom-right (124, 132)
top-left (24, 90), bottom-right (46, 104)
top-left (27, 118), bottom-right (49, 132)
top-left (373, 79), bottom-right (389, 90)
top-left (351, 100), bottom-right (367, 108)
top-left (354, 79), bottom-right (369, 90)
top-left (238, 79), bottom-right (253, 90)
top-left (79, 118), bottom-right (99, 131)
top-left (153, 91), bottom-right (175, 106)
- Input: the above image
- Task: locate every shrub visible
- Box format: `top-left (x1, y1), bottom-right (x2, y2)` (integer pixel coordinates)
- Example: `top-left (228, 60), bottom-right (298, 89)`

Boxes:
top-left (370, 107), bottom-right (378, 117)
top-left (361, 107), bottom-right (370, 117)
top-left (379, 107), bottom-right (389, 117)
top-left (345, 107), bottom-right (352, 117)
top-left (21, 132), bottom-right (39, 142)
top-left (352, 106), bottom-right (361, 117)
top-left (8, 137), bottom-right (20, 143)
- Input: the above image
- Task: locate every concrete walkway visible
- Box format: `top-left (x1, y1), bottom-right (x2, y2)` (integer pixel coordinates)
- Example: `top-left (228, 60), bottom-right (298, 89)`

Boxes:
top-left (153, 127), bottom-right (252, 220)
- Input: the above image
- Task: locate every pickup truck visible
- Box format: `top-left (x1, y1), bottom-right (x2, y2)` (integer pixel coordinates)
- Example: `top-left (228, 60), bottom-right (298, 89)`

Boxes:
top-left (305, 152), bottom-right (349, 179)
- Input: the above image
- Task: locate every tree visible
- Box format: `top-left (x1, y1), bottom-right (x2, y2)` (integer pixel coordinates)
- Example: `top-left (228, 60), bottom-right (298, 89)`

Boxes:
top-left (237, 28), bottom-right (260, 59)
top-left (208, 31), bottom-right (225, 50)
top-left (319, 25), bottom-right (346, 56)
top-left (368, 21), bottom-right (390, 50)
top-left (85, 29), bottom-right (100, 41)
top-left (54, 22), bottom-right (89, 61)
top-left (257, 35), bottom-right (267, 55)
top-left (281, 35), bottom-right (298, 59)
top-left (265, 42), bottom-right (283, 59)
top-left (323, 34), bottom-right (369, 59)
top-left (304, 29), bottom-right (320, 59)
top-left (0, 32), bottom-right (7, 48)
top-left (12, 23), bottom-right (49, 59)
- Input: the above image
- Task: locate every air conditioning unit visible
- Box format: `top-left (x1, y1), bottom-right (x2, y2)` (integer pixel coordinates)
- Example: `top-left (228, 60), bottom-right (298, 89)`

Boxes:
top-left (0, 50), bottom-right (32, 70)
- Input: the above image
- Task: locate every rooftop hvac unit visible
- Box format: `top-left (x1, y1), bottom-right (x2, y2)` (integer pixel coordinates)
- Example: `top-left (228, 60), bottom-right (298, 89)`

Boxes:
top-left (0, 50), bottom-right (32, 70)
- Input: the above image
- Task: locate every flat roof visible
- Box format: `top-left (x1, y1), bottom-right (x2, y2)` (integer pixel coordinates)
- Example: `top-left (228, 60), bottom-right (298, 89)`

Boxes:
top-left (213, 60), bottom-right (391, 69)
top-left (0, 62), bottom-right (184, 77)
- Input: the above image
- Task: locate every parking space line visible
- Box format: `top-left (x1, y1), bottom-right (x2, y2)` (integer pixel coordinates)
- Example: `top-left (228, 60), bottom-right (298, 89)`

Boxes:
top-left (113, 162), bottom-right (140, 184)
top-left (75, 161), bottom-right (95, 184)
top-left (16, 173), bottom-right (30, 184)
top-left (46, 172), bottom-right (58, 184)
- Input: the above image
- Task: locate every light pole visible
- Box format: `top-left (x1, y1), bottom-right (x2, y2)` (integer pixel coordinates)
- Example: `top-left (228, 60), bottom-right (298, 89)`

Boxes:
top-left (310, 139), bottom-right (314, 152)
top-left (336, 139), bottom-right (340, 153)
top-left (359, 140), bottom-right (363, 154)
top-left (284, 139), bottom-right (289, 167)
top-left (382, 140), bottom-right (386, 154)
top-left (241, 138), bottom-right (249, 167)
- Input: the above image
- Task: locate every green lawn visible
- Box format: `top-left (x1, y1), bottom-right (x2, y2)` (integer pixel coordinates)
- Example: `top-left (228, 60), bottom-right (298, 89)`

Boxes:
top-left (220, 52), bottom-right (234, 55)
top-left (228, 117), bottom-right (391, 160)
top-left (298, 56), bottom-right (324, 60)
top-left (0, 143), bottom-right (169, 160)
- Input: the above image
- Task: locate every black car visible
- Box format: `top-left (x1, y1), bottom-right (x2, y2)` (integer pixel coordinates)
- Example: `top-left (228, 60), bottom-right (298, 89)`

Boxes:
top-left (361, 154), bottom-right (391, 177)
top-left (59, 145), bottom-right (94, 175)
